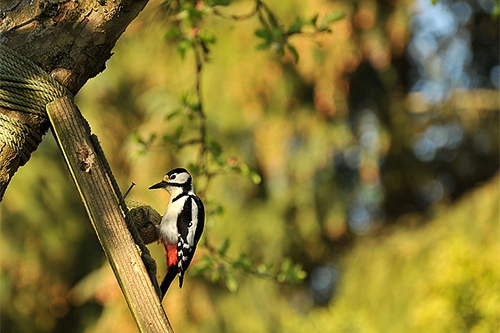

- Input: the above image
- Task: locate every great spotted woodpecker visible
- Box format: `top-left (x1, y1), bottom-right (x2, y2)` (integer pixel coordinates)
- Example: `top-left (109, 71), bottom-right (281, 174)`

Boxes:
top-left (149, 168), bottom-right (205, 299)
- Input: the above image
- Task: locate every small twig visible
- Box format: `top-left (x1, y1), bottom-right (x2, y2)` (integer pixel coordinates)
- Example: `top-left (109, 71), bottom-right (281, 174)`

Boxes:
top-left (123, 182), bottom-right (136, 199)
top-left (192, 42), bottom-right (207, 171)
top-left (203, 237), bottom-right (277, 280)
top-left (177, 138), bottom-right (203, 147)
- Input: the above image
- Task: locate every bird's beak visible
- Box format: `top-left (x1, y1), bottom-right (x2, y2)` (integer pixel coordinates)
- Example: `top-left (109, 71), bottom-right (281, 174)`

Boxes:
top-left (148, 180), bottom-right (168, 190)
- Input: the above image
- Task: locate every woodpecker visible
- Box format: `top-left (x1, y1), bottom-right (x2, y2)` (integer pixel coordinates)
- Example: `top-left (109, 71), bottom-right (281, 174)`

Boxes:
top-left (149, 168), bottom-right (205, 299)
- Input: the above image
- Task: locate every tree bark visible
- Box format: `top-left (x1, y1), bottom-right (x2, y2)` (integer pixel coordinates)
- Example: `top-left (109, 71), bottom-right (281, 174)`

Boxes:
top-left (0, 1), bottom-right (175, 331)
top-left (0, 0), bottom-right (150, 199)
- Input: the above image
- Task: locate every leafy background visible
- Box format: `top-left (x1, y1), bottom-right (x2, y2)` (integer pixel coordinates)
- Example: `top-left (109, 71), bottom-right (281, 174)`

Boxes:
top-left (1, 0), bottom-right (499, 332)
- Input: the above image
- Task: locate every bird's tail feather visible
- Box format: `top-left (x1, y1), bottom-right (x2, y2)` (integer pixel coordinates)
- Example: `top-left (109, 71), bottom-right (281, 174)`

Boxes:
top-left (160, 266), bottom-right (177, 300)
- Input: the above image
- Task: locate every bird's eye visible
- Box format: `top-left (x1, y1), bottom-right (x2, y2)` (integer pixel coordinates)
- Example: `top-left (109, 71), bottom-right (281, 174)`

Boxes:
top-left (170, 174), bottom-right (176, 180)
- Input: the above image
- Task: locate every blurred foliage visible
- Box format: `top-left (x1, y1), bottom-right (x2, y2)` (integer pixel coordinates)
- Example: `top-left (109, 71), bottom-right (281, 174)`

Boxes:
top-left (286, 175), bottom-right (499, 332)
top-left (1, 0), bottom-right (499, 332)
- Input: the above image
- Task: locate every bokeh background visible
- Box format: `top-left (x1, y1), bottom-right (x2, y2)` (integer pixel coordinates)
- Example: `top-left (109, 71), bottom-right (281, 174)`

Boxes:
top-left (1, 0), bottom-right (499, 332)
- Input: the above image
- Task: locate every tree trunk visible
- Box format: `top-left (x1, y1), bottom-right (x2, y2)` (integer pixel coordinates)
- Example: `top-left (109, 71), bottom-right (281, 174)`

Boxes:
top-left (0, 0), bottom-right (149, 199)
top-left (0, 1), bottom-right (175, 331)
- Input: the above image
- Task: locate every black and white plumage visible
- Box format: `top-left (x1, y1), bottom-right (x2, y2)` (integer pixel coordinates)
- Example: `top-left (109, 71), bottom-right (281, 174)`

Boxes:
top-left (149, 168), bottom-right (205, 299)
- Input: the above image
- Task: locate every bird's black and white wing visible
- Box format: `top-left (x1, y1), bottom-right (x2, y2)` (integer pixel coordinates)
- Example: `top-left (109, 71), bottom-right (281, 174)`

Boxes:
top-left (176, 194), bottom-right (205, 287)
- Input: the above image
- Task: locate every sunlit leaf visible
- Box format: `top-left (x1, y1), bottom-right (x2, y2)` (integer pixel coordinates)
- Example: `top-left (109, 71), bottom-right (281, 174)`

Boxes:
top-left (278, 258), bottom-right (307, 283)
top-left (257, 263), bottom-right (273, 274)
top-left (225, 272), bottom-right (239, 292)
top-left (250, 172), bottom-right (262, 184)
top-left (318, 10), bottom-right (344, 32)
top-left (238, 164), bottom-right (262, 184)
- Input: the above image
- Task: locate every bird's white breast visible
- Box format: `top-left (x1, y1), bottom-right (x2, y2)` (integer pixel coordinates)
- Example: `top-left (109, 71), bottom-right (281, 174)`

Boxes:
top-left (158, 196), bottom-right (189, 245)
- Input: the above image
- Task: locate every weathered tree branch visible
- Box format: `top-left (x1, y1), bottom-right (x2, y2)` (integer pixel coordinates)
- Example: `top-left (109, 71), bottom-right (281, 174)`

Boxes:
top-left (47, 96), bottom-right (172, 332)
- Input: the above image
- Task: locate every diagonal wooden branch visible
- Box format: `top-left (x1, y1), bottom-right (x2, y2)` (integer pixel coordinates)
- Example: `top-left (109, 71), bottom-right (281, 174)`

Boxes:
top-left (47, 96), bottom-right (173, 333)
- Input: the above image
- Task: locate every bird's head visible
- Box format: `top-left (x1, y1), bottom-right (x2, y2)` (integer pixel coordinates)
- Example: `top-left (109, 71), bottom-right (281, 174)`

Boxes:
top-left (149, 168), bottom-right (193, 194)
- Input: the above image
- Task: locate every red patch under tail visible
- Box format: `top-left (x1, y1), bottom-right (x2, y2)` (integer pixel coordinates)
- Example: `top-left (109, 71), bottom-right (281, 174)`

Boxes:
top-left (163, 243), bottom-right (178, 268)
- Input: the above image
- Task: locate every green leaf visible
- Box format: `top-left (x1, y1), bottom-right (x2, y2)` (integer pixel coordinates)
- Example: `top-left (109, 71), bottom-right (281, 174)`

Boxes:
top-left (278, 258), bottom-right (307, 283)
top-left (318, 10), bottom-right (345, 32)
top-left (162, 134), bottom-right (173, 143)
top-left (185, 3), bottom-right (203, 20)
top-left (175, 125), bottom-right (184, 139)
top-left (198, 29), bottom-right (216, 44)
top-left (237, 164), bottom-right (262, 184)
top-left (187, 163), bottom-right (200, 176)
top-left (250, 172), bottom-right (262, 184)
top-left (177, 39), bottom-right (193, 58)
top-left (191, 255), bottom-right (215, 274)
top-left (287, 18), bottom-right (303, 35)
top-left (208, 201), bottom-right (224, 216)
top-left (233, 254), bottom-right (253, 271)
top-left (257, 263), bottom-right (273, 275)
top-left (149, 133), bottom-right (156, 144)
top-left (256, 42), bottom-right (271, 51)
top-left (167, 109), bottom-right (181, 121)
top-left (206, 138), bottom-right (222, 156)
top-left (131, 130), bottom-right (142, 144)
top-left (287, 43), bottom-right (299, 63)
top-left (218, 239), bottom-right (230, 257)
top-left (214, 154), bottom-right (226, 167)
top-left (323, 10), bottom-right (345, 24)
top-left (225, 273), bottom-right (239, 292)
top-left (190, 256), bottom-right (213, 276)
top-left (211, 269), bottom-right (221, 282)
top-left (271, 26), bottom-right (284, 41)
top-left (164, 27), bottom-right (181, 40)
top-left (181, 90), bottom-right (200, 111)
top-left (309, 14), bottom-right (319, 25)
top-left (255, 28), bottom-right (270, 39)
